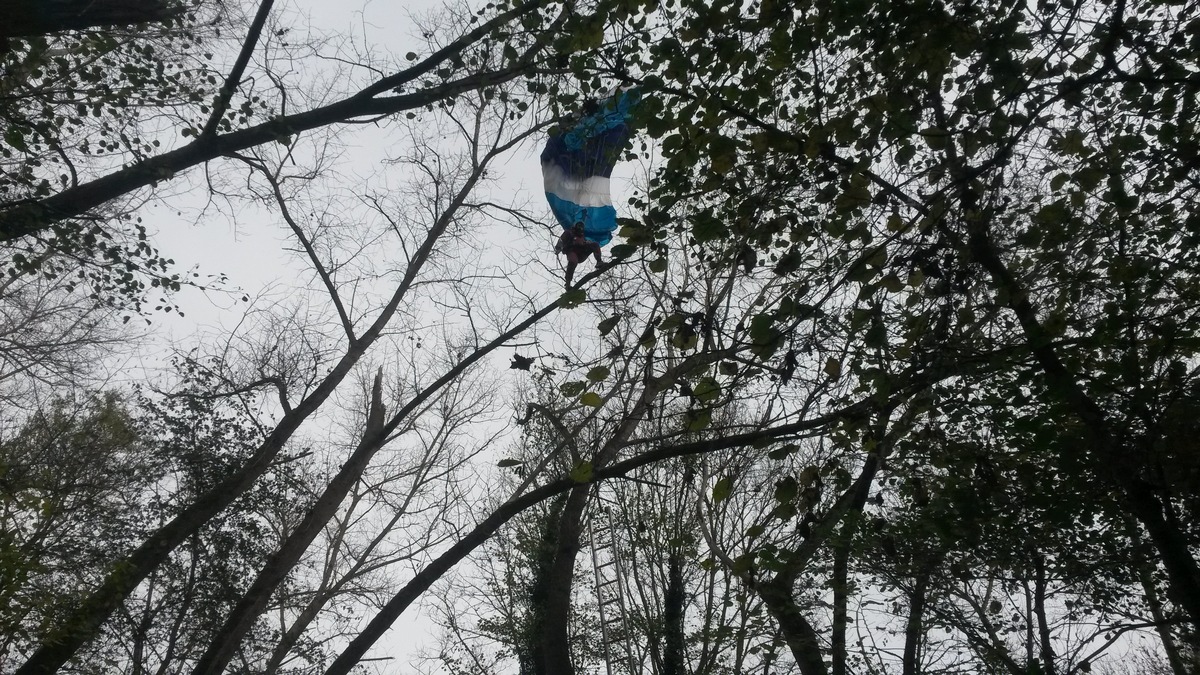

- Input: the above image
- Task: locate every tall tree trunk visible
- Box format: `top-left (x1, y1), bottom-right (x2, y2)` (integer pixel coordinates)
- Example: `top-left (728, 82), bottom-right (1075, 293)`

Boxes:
top-left (1126, 517), bottom-right (1191, 675)
top-left (662, 546), bottom-right (686, 675)
top-left (830, 526), bottom-right (851, 675)
top-left (901, 567), bottom-right (930, 675)
top-left (523, 498), bottom-right (565, 675)
top-left (964, 191), bottom-right (1200, 632)
top-left (757, 575), bottom-right (828, 675)
top-left (538, 354), bottom-right (704, 675)
top-left (541, 484), bottom-right (590, 675)
top-left (1119, 471), bottom-right (1200, 632)
top-left (1032, 555), bottom-right (1057, 675)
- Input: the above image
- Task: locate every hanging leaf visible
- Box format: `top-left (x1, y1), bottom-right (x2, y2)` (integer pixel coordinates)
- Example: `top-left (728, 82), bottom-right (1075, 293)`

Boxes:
top-left (560, 288), bottom-right (586, 308)
top-left (639, 324), bottom-right (657, 350)
top-left (774, 476), bottom-right (798, 503)
top-left (824, 357), bottom-right (842, 379)
top-left (598, 315), bottom-right (620, 335)
top-left (921, 126), bottom-right (951, 150)
top-left (586, 366), bottom-right (611, 382)
top-left (610, 243), bottom-right (638, 258)
top-left (712, 476), bottom-right (733, 502)
top-left (693, 376), bottom-right (721, 403)
top-left (687, 408), bottom-right (712, 431)
top-left (570, 461), bottom-right (594, 483)
top-left (560, 381), bottom-right (586, 397)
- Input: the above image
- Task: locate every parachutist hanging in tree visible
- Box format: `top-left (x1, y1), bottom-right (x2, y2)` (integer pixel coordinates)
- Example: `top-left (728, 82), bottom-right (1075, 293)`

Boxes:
top-left (540, 89), bottom-right (640, 286)
top-left (555, 223), bottom-right (603, 287)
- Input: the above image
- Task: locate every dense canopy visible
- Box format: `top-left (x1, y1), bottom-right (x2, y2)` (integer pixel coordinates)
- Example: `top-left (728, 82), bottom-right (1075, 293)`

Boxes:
top-left (0, 0), bottom-right (1197, 674)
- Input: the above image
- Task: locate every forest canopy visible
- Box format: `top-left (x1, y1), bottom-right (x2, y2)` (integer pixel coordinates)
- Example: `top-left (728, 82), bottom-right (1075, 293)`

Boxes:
top-left (0, 0), bottom-right (1197, 674)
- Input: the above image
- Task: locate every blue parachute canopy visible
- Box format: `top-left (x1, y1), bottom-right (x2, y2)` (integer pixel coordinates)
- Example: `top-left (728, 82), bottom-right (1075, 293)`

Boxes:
top-left (540, 89), bottom-right (639, 247)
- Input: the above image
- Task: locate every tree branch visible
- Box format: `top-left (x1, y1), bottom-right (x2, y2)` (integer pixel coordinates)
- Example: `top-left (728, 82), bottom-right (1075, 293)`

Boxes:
top-left (200, 0), bottom-right (275, 138)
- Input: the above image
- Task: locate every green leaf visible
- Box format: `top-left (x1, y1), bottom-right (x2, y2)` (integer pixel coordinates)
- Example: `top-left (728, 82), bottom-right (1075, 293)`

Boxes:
top-left (497, 459), bottom-right (523, 467)
top-left (649, 257), bottom-right (668, 273)
top-left (570, 461), bottom-right (594, 483)
top-left (560, 288), bottom-right (586, 308)
top-left (711, 153), bottom-right (735, 175)
top-left (579, 392), bottom-right (604, 407)
top-left (686, 408), bottom-right (712, 431)
top-left (4, 128), bottom-right (27, 152)
top-left (693, 376), bottom-right (721, 403)
top-left (586, 366), bottom-right (610, 382)
top-left (671, 329), bottom-right (699, 351)
top-left (865, 321), bottom-right (887, 347)
top-left (598, 316), bottom-right (620, 336)
top-left (1076, 167), bottom-right (1104, 191)
top-left (619, 222), bottom-right (654, 245)
top-left (1061, 129), bottom-right (1087, 155)
top-left (692, 212), bottom-right (728, 243)
top-left (1035, 201), bottom-right (1068, 225)
top-left (774, 476), bottom-right (798, 503)
top-left (773, 249), bottom-right (802, 275)
top-left (921, 126), bottom-right (951, 150)
top-left (823, 357), bottom-right (842, 379)
top-left (749, 314), bottom-right (783, 358)
top-left (835, 183), bottom-right (872, 212)
top-left (746, 524), bottom-right (766, 537)
top-left (610, 243), bottom-right (637, 258)
top-left (712, 476), bottom-right (733, 502)
top-left (880, 273), bottom-right (904, 293)
top-left (709, 133), bottom-right (738, 175)
top-left (639, 324), bottom-right (657, 350)
top-left (560, 381), bottom-right (586, 397)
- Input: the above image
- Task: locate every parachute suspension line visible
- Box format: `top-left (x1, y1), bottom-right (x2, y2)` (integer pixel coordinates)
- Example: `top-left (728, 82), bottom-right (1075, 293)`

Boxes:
top-left (588, 488), bottom-right (638, 675)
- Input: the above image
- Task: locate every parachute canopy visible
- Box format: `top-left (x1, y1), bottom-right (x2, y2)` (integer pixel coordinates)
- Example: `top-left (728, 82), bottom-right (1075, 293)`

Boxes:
top-left (541, 89), bottom-right (639, 247)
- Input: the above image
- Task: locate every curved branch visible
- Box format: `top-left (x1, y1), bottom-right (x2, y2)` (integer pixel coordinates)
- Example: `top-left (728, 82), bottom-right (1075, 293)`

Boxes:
top-left (0, 0), bottom-right (557, 243)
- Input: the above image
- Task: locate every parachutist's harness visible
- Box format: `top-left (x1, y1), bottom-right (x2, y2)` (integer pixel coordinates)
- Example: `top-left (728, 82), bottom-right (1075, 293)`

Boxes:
top-left (557, 229), bottom-right (602, 265)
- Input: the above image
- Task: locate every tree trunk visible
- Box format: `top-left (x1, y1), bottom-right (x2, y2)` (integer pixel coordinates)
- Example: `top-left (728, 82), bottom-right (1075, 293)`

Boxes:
top-left (965, 203), bottom-right (1200, 633)
top-left (538, 355), bottom-right (698, 675)
top-left (757, 576), bottom-right (828, 675)
top-left (522, 498), bottom-right (565, 675)
top-left (901, 568), bottom-right (929, 675)
top-left (830, 527), bottom-right (851, 675)
top-left (1122, 479), bottom-right (1200, 632)
top-left (541, 483), bottom-right (590, 675)
top-left (1127, 517), bottom-right (1191, 675)
top-left (662, 547), bottom-right (686, 675)
top-left (1032, 555), bottom-right (1057, 675)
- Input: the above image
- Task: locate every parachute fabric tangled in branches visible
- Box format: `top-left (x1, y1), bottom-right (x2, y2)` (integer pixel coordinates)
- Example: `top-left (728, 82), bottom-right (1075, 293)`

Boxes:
top-left (540, 89), bottom-right (640, 247)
